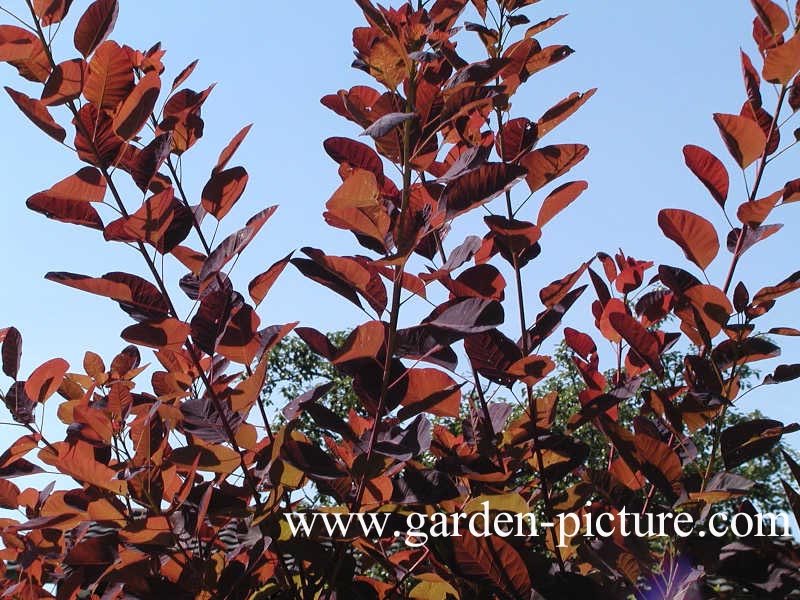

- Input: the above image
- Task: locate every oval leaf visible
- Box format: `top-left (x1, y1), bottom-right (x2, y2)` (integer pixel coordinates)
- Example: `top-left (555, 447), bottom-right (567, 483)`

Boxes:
top-left (658, 208), bottom-right (720, 270)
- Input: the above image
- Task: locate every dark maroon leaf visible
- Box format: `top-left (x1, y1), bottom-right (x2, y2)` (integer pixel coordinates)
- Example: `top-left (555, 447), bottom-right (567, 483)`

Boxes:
top-left (423, 297), bottom-right (503, 334)
top-left (443, 163), bottom-right (527, 219)
top-left (764, 364), bottom-right (800, 384)
top-left (721, 419), bottom-right (785, 469)
top-left (1, 327), bottom-right (22, 380)
top-left (465, 329), bottom-right (522, 387)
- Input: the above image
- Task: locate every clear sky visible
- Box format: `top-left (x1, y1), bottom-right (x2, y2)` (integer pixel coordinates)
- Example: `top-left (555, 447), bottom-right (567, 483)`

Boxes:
top-left (0, 1), bottom-right (798, 442)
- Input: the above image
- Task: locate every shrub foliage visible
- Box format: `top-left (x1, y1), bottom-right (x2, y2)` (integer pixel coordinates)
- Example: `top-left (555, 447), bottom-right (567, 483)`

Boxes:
top-left (1, 0), bottom-right (800, 598)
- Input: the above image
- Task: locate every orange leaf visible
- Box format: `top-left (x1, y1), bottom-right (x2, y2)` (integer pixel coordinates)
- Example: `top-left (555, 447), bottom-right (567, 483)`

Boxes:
top-left (713, 113), bottom-right (767, 168)
top-left (113, 71), bottom-right (160, 140)
top-left (521, 144), bottom-right (589, 193)
top-left (54, 440), bottom-right (126, 494)
top-left (537, 180), bottom-right (587, 227)
top-left (249, 252), bottom-right (293, 306)
top-left (537, 88), bottom-right (596, 138)
top-left (32, 0), bottom-right (72, 25)
top-left (84, 40), bottom-right (133, 110)
top-left (398, 369), bottom-right (461, 419)
top-left (539, 260), bottom-right (591, 308)
top-left (763, 33), bottom-right (800, 83)
top-left (752, 0), bottom-right (790, 35)
top-left (658, 208), bottom-right (719, 270)
top-left (121, 318), bottom-right (190, 349)
top-left (324, 168), bottom-right (390, 243)
top-left (4, 87), bottom-right (65, 142)
top-left (25, 358), bottom-right (69, 403)
top-left (737, 190), bottom-right (781, 226)
top-left (215, 124), bottom-right (253, 174)
top-left (201, 166), bottom-right (249, 220)
top-left (41, 59), bottom-right (85, 106)
top-left (0, 479), bottom-right (19, 509)
top-left (508, 355), bottom-right (555, 386)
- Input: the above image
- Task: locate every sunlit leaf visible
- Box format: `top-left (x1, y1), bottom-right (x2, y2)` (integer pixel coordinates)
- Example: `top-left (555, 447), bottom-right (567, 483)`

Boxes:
top-left (658, 208), bottom-right (719, 270)
top-left (74, 0), bottom-right (118, 57)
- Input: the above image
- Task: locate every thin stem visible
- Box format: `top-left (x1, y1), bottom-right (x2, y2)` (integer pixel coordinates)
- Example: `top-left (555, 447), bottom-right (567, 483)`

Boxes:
top-left (722, 85), bottom-right (788, 294)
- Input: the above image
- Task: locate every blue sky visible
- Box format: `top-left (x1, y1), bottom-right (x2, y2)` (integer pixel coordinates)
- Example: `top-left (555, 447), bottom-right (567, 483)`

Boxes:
top-left (0, 0), bottom-right (799, 441)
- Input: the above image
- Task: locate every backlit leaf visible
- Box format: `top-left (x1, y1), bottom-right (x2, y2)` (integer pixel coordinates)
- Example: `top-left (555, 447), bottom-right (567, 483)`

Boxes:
top-left (214, 124), bottom-right (252, 174)
top-left (4, 87), bottom-right (65, 142)
top-left (683, 145), bottom-right (729, 208)
top-left (84, 40), bottom-right (133, 110)
top-left (658, 208), bottom-right (719, 270)
top-left (201, 166), bottom-right (249, 220)
top-left (74, 0), bottom-right (119, 57)
top-left (713, 112), bottom-right (767, 168)
top-left (763, 32), bottom-right (800, 83)
top-left (112, 70), bottom-right (160, 140)
top-left (248, 252), bottom-right (293, 306)
top-left (41, 58), bottom-right (85, 106)
top-left (443, 163), bottom-right (527, 219)
top-left (24, 358), bottom-right (69, 403)
top-left (521, 144), bottom-right (589, 193)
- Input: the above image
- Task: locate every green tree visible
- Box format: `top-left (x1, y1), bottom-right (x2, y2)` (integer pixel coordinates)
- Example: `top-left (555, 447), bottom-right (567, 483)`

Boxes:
top-left (265, 332), bottom-right (797, 512)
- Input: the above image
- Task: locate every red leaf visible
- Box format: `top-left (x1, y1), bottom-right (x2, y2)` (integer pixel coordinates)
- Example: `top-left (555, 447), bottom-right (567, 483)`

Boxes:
top-left (198, 207), bottom-right (277, 281)
top-left (201, 166), bottom-right (249, 220)
top-left (741, 50), bottom-right (762, 109)
top-left (4, 87), bottom-right (65, 142)
top-left (753, 270), bottom-right (800, 304)
top-left (112, 71), bottom-right (160, 140)
top-left (713, 113), bottom-right (767, 168)
top-left (496, 117), bottom-right (538, 162)
top-left (683, 145), bottom-right (729, 208)
top-left (537, 180), bottom-right (587, 227)
top-left (520, 144), bottom-right (589, 193)
top-left (119, 132), bottom-right (172, 191)
top-left (540, 261), bottom-right (591, 307)
top-left (51, 167), bottom-right (106, 202)
top-left (658, 208), bottom-right (720, 270)
top-left (170, 59), bottom-right (198, 92)
top-left (74, 0), bottom-right (119, 57)
top-left (537, 88), bottom-right (596, 138)
top-left (324, 136), bottom-right (384, 179)
top-left (26, 192), bottom-right (103, 230)
top-left (789, 73), bottom-right (800, 111)
top-left (84, 40), bottom-right (133, 110)
top-left (105, 187), bottom-right (192, 253)
top-left (752, 0), bottom-right (790, 34)
top-left (465, 329), bottom-right (523, 387)
top-left (44, 271), bottom-right (169, 322)
top-left (41, 59), bottom-right (85, 106)
top-left (214, 124), bottom-right (253, 174)
top-left (450, 532), bottom-right (532, 600)
top-left (609, 312), bottom-right (664, 378)
top-left (248, 252), bottom-right (293, 306)
top-left (72, 103), bottom-right (123, 166)
top-left (24, 358), bottom-right (68, 403)
top-left (33, 0), bottom-right (74, 26)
